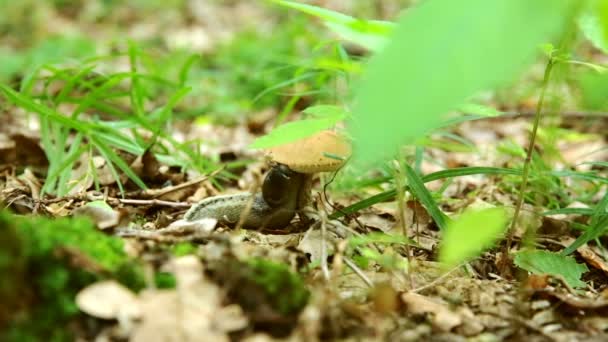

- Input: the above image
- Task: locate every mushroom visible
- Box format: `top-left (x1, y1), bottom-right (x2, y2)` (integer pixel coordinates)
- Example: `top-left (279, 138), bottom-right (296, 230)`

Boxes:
top-left (183, 130), bottom-right (350, 230)
top-left (264, 130), bottom-right (351, 215)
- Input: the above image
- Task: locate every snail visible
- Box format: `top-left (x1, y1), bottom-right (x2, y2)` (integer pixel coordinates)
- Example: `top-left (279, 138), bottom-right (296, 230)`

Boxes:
top-left (183, 130), bottom-right (351, 230)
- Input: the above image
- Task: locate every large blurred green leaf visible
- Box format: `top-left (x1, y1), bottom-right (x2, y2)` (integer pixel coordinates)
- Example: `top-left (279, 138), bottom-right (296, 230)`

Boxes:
top-left (578, 70), bottom-right (608, 110)
top-left (349, 0), bottom-right (576, 168)
top-left (439, 208), bottom-right (508, 268)
top-left (250, 105), bottom-right (347, 148)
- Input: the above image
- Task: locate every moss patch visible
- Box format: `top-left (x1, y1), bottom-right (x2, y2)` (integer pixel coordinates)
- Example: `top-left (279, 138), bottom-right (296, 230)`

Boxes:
top-left (0, 211), bottom-right (145, 341)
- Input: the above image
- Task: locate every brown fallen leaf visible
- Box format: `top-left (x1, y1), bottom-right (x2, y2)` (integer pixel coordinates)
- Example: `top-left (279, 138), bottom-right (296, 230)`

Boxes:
top-left (297, 227), bottom-right (335, 263)
top-left (72, 204), bottom-right (125, 230)
top-left (548, 291), bottom-right (608, 310)
top-left (577, 245), bottom-right (608, 275)
top-left (371, 282), bottom-right (400, 314)
top-left (76, 280), bottom-right (141, 320)
top-left (131, 256), bottom-right (247, 342)
top-left (401, 292), bottom-right (462, 332)
top-left (357, 213), bottom-right (395, 232)
top-left (10, 134), bottom-right (49, 168)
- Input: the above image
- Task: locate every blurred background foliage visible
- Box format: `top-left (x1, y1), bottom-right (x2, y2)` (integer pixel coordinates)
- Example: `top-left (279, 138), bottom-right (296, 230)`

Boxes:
top-left (0, 0), bottom-right (410, 122)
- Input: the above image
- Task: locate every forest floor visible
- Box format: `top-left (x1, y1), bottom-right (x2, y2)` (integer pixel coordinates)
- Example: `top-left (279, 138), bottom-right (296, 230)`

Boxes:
top-left (1, 1), bottom-right (608, 341)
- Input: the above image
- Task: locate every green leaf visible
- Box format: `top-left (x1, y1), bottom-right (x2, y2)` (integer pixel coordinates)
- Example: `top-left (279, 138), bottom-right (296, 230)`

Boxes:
top-left (457, 103), bottom-right (504, 117)
top-left (577, 71), bottom-right (608, 110)
top-left (599, 0), bottom-right (608, 47)
top-left (272, 0), bottom-right (393, 51)
top-left (562, 191), bottom-right (608, 255)
top-left (302, 105), bottom-right (349, 120)
top-left (439, 208), bottom-right (508, 268)
top-left (349, 0), bottom-right (576, 169)
top-left (403, 163), bottom-right (449, 230)
top-left (578, 0), bottom-right (608, 54)
top-left (250, 106), bottom-right (347, 149)
top-left (348, 232), bottom-right (411, 248)
top-left (324, 21), bottom-right (391, 52)
top-left (514, 250), bottom-right (588, 289)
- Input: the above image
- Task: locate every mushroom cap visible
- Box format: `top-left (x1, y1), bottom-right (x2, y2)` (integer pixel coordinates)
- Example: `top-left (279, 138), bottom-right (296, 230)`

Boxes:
top-left (265, 130), bottom-right (351, 173)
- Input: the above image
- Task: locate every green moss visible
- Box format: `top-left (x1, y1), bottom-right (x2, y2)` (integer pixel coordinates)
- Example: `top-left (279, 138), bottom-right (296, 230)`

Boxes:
top-left (155, 271), bottom-right (177, 289)
top-left (0, 211), bottom-right (145, 341)
top-left (0, 220), bottom-right (25, 329)
top-left (170, 242), bottom-right (198, 257)
top-left (245, 258), bottom-right (310, 316)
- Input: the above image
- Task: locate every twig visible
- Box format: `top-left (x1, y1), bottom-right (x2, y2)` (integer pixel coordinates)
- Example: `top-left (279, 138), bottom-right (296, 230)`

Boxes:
top-left (318, 180), bottom-right (331, 281)
top-left (411, 264), bottom-right (462, 293)
top-left (343, 256), bottom-right (374, 288)
top-left (116, 198), bottom-right (190, 207)
top-left (234, 175), bottom-right (261, 231)
top-left (149, 166), bottom-right (224, 199)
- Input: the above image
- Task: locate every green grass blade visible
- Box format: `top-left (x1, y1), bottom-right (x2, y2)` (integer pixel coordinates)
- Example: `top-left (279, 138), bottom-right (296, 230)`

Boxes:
top-left (542, 208), bottom-right (594, 216)
top-left (91, 136), bottom-right (147, 192)
top-left (330, 166), bottom-right (522, 219)
top-left (57, 135), bottom-right (86, 196)
top-left (562, 191), bottom-right (608, 255)
top-left (0, 84), bottom-right (91, 132)
top-left (403, 163), bottom-right (449, 230)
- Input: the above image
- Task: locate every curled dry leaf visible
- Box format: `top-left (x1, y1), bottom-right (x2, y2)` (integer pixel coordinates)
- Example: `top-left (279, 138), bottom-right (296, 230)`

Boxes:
top-left (76, 280), bottom-right (141, 320)
top-left (577, 244), bottom-right (608, 275)
top-left (65, 155), bottom-right (95, 196)
top-left (72, 203), bottom-right (122, 230)
top-left (163, 218), bottom-right (218, 235)
top-left (297, 227), bottom-right (335, 263)
top-left (19, 169), bottom-right (42, 200)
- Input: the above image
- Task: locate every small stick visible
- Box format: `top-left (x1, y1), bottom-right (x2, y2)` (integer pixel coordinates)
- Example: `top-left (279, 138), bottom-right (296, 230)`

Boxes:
top-left (411, 264), bottom-right (462, 293)
top-left (394, 159), bottom-right (414, 289)
top-left (503, 58), bottom-right (555, 271)
top-left (344, 256), bottom-right (374, 288)
top-left (116, 198), bottom-right (190, 208)
top-left (149, 166), bottom-right (224, 199)
top-left (317, 185), bottom-right (331, 281)
top-left (234, 175), bottom-right (262, 231)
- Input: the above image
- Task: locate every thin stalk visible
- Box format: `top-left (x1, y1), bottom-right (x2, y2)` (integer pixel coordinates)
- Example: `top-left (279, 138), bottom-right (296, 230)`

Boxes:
top-left (319, 174), bottom-right (331, 281)
top-left (394, 158), bottom-right (414, 289)
top-left (503, 57), bottom-right (555, 259)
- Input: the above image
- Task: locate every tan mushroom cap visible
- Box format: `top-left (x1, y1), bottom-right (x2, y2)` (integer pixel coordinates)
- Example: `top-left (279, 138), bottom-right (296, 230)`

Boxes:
top-left (265, 130), bottom-right (351, 173)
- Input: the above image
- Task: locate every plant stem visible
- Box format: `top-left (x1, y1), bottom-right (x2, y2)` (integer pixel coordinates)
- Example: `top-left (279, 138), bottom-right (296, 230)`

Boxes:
top-left (394, 158), bottom-right (414, 289)
top-left (503, 57), bottom-right (555, 258)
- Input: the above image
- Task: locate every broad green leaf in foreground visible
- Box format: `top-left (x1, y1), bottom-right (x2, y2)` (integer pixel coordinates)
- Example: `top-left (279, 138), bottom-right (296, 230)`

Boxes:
top-left (250, 105), bottom-right (347, 148)
top-left (439, 208), bottom-right (508, 268)
top-left (349, 0), bottom-right (577, 168)
top-left (514, 250), bottom-right (588, 289)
